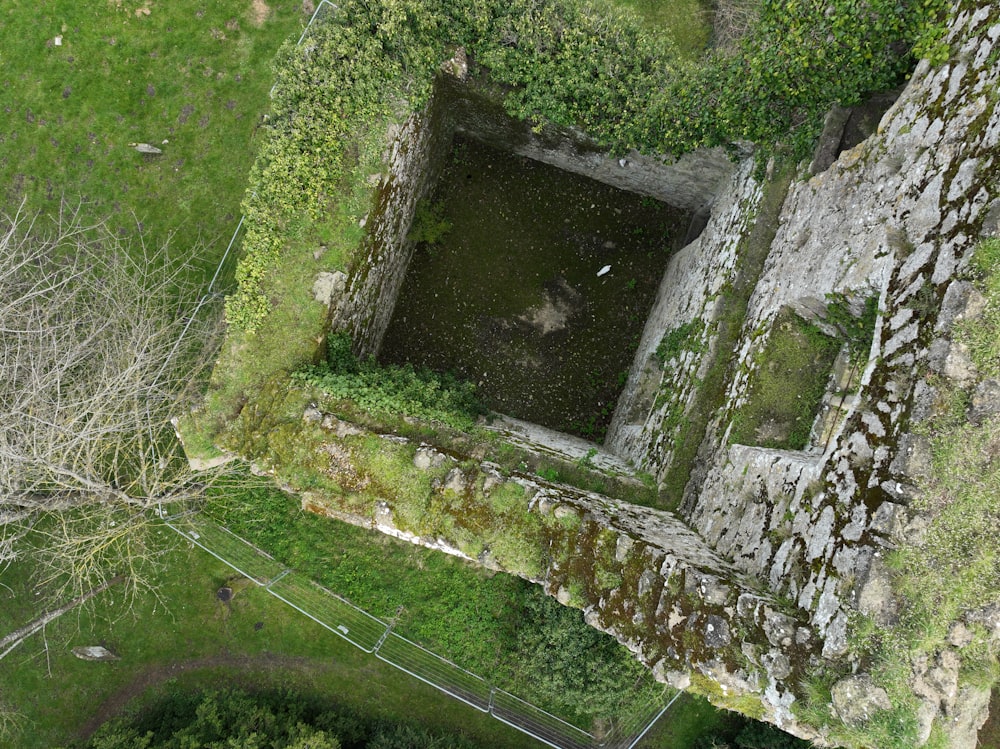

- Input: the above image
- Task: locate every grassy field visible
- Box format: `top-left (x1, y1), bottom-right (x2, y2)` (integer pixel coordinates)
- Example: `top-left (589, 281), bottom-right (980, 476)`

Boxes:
top-left (0, 538), bottom-right (537, 749)
top-left (0, 528), bottom-right (751, 749)
top-left (0, 0), bottom-right (304, 279)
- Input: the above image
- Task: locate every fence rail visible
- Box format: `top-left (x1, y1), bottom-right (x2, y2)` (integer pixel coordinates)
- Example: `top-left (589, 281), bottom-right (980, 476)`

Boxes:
top-left (164, 511), bottom-right (673, 749)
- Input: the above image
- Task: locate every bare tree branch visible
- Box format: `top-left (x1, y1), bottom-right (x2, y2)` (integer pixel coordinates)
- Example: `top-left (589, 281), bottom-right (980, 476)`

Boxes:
top-left (0, 576), bottom-right (124, 661)
top-left (0, 200), bottom-right (227, 602)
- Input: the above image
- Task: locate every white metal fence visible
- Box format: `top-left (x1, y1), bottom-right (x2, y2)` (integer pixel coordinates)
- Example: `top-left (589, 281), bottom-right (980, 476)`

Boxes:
top-left (164, 511), bottom-right (675, 749)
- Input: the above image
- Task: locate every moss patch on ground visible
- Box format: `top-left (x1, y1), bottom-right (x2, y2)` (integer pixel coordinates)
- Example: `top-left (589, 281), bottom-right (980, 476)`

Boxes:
top-left (730, 309), bottom-right (841, 450)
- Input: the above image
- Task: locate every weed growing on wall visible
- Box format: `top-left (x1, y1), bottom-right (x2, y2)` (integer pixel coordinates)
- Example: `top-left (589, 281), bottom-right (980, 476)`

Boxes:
top-left (826, 292), bottom-right (879, 363)
top-left (654, 318), bottom-right (705, 365)
top-left (292, 334), bottom-right (486, 430)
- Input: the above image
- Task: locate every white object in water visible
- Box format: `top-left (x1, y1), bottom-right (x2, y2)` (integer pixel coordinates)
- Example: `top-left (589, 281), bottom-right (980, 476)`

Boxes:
top-left (597, 265), bottom-right (612, 277)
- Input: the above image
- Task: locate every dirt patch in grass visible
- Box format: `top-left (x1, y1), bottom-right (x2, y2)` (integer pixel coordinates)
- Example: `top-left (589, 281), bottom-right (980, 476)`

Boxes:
top-left (251, 0), bottom-right (271, 26)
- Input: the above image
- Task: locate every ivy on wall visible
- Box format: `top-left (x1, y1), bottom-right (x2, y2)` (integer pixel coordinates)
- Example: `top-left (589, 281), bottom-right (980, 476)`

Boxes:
top-left (225, 0), bottom-right (948, 331)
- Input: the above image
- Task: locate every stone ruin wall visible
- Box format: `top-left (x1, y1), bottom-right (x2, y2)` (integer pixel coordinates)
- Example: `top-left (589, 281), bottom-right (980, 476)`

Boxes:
top-left (301, 5), bottom-right (1000, 743)
top-left (645, 4), bottom-right (998, 744)
top-left (330, 91), bottom-right (454, 359)
top-left (287, 409), bottom-right (825, 738)
top-left (697, 0), bottom-right (999, 662)
top-left (606, 158), bottom-right (763, 471)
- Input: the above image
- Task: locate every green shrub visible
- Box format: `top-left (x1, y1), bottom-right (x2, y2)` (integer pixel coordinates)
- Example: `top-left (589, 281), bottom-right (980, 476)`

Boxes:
top-left (75, 688), bottom-right (481, 749)
top-left (292, 334), bottom-right (486, 429)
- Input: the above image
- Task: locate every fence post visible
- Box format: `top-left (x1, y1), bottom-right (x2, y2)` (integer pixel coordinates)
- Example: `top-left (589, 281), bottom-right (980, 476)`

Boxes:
top-left (372, 605), bottom-right (404, 655)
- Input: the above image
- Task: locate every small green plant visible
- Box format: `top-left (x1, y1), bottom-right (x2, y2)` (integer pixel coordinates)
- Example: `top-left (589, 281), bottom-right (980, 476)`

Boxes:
top-left (408, 199), bottom-right (453, 246)
top-left (907, 281), bottom-right (940, 319)
top-left (576, 447), bottom-right (598, 470)
top-left (537, 467), bottom-right (561, 482)
top-left (825, 292), bottom-right (879, 362)
top-left (654, 318), bottom-right (704, 365)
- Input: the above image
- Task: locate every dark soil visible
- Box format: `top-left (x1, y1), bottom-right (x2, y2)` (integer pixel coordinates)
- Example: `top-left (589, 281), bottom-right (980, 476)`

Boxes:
top-left (379, 135), bottom-right (692, 441)
top-left (979, 688), bottom-right (1000, 749)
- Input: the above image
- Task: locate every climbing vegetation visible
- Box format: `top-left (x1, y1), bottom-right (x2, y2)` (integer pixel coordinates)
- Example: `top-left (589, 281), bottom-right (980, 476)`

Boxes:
top-left (225, 0), bottom-right (948, 330)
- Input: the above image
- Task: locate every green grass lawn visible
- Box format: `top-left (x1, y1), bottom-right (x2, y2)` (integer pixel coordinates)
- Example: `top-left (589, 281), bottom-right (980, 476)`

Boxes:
top-left (0, 537), bottom-right (537, 749)
top-left (636, 693), bottom-right (744, 748)
top-left (0, 0), bottom-right (304, 280)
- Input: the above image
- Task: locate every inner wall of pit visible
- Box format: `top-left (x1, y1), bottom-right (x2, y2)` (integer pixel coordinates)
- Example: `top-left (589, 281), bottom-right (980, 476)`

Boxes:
top-left (331, 72), bottom-right (735, 460)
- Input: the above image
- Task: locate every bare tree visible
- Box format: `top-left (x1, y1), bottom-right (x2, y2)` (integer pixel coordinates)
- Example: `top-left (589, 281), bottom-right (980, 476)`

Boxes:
top-left (0, 201), bottom-right (224, 602)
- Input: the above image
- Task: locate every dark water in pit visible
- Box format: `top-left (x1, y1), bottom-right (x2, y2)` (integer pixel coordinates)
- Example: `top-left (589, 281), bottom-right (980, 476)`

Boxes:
top-left (379, 136), bottom-right (693, 441)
